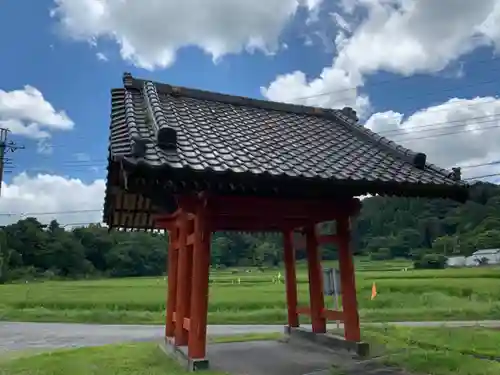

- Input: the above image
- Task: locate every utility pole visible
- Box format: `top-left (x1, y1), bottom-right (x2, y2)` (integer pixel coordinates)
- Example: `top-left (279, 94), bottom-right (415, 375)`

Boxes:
top-left (0, 128), bottom-right (24, 197)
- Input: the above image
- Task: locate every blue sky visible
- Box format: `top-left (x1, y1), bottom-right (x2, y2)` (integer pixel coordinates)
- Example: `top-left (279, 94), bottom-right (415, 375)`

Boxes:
top-left (0, 0), bottom-right (499, 224)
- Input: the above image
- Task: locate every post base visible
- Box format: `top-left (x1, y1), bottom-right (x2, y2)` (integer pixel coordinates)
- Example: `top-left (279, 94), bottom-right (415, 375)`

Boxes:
top-left (285, 326), bottom-right (370, 358)
top-left (159, 337), bottom-right (210, 372)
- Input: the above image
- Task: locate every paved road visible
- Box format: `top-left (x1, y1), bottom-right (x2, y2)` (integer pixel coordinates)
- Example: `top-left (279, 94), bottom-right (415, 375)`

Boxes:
top-left (1, 320), bottom-right (500, 354)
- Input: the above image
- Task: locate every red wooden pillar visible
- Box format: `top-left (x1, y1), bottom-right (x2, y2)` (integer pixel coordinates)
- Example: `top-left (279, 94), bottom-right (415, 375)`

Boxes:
top-left (174, 212), bottom-right (191, 346)
top-left (188, 201), bottom-right (212, 359)
top-left (283, 230), bottom-right (299, 328)
top-left (165, 228), bottom-right (179, 338)
top-left (337, 216), bottom-right (361, 342)
top-left (304, 224), bottom-right (326, 333)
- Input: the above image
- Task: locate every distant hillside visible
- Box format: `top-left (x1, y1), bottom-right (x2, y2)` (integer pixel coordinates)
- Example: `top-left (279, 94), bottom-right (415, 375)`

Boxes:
top-left (352, 182), bottom-right (500, 260)
top-left (0, 183), bottom-right (499, 282)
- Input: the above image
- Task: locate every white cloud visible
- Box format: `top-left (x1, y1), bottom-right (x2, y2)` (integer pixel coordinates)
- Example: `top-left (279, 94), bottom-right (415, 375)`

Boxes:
top-left (0, 86), bottom-right (74, 142)
top-left (365, 96), bottom-right (500, 179)
top-left (0, 173), bottom-right (104, 227)
top-left (96, 52), bottom-right (108, 61)
top-left (51, 0), bottom-right (323, 70)
top-left (333, 0), bottom-right (500, 77)
top-left (261, 64), bottom-right (371, 118)
top-left (262, 0), bottom-right (500, 117)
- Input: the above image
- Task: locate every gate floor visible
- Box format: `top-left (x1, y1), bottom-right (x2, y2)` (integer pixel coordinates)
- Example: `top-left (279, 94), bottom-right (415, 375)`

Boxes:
top-left (208, 339), bottom-right (335, 375)
top-left (207, 339), bottom-right (412, 375)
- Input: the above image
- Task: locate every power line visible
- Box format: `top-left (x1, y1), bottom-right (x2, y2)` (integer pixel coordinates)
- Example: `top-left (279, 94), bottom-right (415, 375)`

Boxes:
top-left (292, 52), bottom-right (500, 102)
top-left (460, 160), bottom-right (500, 170)
top-left (377, 114), bottom-right (500, 137)
top-left (0, 162), bottom-right (497, 218)
top-left (35, 97), bottom-right (500, 152)
top-left (5, 121), bottom-right (500, 180)
top-left (15, 64), bottom-right (500, 153)
top-left (38, 112), bottom-right (500, 151)
top-left (397, 122), bottom-right (500, 142)
top-left (11, 118), bottom-right (500, 172)
top-left (298, 76), bottom-right (500, 110)
top-left (0, 209), bottom-right (102, 217)
top-left (8, 112), bottom-right (500, 172)
top-left (464, 172), bottom-right (500, 181)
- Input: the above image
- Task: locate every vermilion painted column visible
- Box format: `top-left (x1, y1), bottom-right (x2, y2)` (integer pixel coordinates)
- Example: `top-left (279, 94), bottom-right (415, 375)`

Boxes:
top-left (188, 203), bottom-right (212, 359)
top-left (174, 212), bottom-right (190, 346)
top-left (304, 224), bottom-right (326, 333)
top-left (337, 216), bottom-right (361, 342)
top-left (283, 230), bottom-right (299, 328)
top-left (165, 229), bottom-right (179, 338)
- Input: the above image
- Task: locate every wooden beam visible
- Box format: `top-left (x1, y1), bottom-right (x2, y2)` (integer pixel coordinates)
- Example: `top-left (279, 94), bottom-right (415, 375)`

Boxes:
top-left (322, 309), bottom-right (344, 322)
top-left (304, 224), bottom-right (327, 333)
top-left (188, 200), bottom-right (212, 360)
top-left (165, 229), bottom-right (178, 338)
top-left (318, 234), bottom-right (339, 245)
top-left (337, 216), bottom-right (361, 342)
top-left (283, 230), bottom-right (299, 328)
top-left (154, 209), bottom-right (181, 229)
top-left (297, 306), bottom-right (311, 316)
top-left (297, 306), bottom-right (344, 322)
top-left (210, 216), bottom-right (309, 232)
top-left (207, 196), bottom-right (360, 220)
top-left (174, 212), bottom-right (190, 346)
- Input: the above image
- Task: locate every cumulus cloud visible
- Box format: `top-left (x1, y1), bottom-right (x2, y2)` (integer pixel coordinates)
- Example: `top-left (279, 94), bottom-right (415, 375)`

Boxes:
top-left (333, 0), bottom-right (500, 77)
top-left (261, 64), bottom-right (371, 118)
top-left (51, 0), bottom-right (323, 70)
top-left (0, 85), bottom-right (74, 141)
top-left (262, 0), bottom-right (500, 115)
top-left (261, 0), bottom-right (500, 180)
top-left (0, 173), bottom-right (104, 227)
top-left (365, 97), bottom-right (500, 179)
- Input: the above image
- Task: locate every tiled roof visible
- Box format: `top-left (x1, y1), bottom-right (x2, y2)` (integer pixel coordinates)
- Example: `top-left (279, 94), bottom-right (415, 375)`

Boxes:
top-left (106, 73), bottom-right (468, 201)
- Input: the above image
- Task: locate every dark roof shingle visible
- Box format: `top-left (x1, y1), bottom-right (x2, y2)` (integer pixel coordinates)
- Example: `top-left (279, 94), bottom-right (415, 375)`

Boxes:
top-left (106, 73), bottom-right (468, 201)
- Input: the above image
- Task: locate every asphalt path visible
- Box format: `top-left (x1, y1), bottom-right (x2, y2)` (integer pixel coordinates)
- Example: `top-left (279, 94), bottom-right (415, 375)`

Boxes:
top-left (1, 320), bottom-right (500, 354)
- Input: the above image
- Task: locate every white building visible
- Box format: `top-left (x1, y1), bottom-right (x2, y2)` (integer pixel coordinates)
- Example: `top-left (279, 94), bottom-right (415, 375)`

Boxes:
top-left (446, 256), bottom-right (466, 267)
top-left (471, 249), bottom-right (500, 265)
top-left (465, 256), bottom-right (478, 267)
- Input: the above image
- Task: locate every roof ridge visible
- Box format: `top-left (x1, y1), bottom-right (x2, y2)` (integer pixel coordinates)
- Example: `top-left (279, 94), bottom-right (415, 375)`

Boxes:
top-left (142, 81), bottom-right (177, 150)
top-left (120, 72), bottom-right (461, 181)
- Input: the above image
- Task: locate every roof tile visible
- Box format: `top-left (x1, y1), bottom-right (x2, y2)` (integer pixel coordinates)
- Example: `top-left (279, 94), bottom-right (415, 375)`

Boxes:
top-left (107, 73), bottom-right (468, 200)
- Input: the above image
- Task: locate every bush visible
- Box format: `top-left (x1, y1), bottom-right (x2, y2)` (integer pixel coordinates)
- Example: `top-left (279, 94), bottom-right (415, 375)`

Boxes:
top-left (370, 248), bottom-right (392, 261)
top-left (414, 254), bottom-right (447, 269)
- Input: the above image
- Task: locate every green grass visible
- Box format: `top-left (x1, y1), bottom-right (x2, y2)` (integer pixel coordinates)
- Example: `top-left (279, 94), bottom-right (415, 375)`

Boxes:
top-left (0, 333), bottom-right (283, 375)
top-left (5, 328), bottom-right (496, 375)
top-left (1, 262), bottom-right (500, 325)
top-left (353, 326), bottom-right (500, 375)
top-left (0, 342), bottom-right (226, 375)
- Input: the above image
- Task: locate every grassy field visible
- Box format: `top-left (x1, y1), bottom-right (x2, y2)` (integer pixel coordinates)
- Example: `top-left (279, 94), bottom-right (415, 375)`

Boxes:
top-left (349, 326), bottom-right (500, 375)
top-left (1, 259), bottom-right (500, 325)
top-left (1, 328), bottom-right (499, 375)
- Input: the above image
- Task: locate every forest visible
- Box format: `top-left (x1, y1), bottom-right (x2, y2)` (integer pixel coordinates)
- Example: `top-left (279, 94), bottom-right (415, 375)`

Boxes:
top-left (0, 182), bottom-right (499, 283)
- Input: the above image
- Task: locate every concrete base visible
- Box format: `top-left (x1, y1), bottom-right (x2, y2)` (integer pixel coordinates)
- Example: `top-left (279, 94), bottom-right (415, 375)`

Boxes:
top-left (159, 337), bottom-right (210, 372)
top-left (284, 326), bottom-right (370, 358)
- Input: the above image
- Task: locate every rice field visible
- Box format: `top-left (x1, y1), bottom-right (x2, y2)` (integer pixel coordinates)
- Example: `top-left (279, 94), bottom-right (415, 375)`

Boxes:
top-left (1, 259), bottom-right (500, 325)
